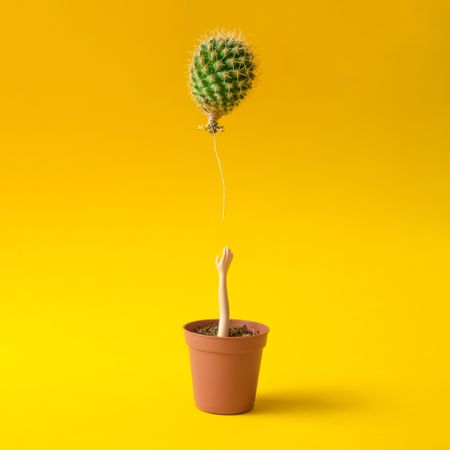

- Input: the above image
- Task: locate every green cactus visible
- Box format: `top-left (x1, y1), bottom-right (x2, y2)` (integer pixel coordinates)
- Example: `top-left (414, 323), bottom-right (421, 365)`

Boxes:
top-left (189, 30), bottom-right (257, 134)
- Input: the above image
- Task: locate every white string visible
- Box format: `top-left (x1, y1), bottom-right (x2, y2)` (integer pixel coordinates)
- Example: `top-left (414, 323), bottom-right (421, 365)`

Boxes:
top-left (212, 131), bottom-right (226, 221)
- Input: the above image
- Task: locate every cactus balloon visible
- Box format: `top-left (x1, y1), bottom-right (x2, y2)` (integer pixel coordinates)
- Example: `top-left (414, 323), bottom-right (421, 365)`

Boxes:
top-left (189, 30), bottom-right (257, 134)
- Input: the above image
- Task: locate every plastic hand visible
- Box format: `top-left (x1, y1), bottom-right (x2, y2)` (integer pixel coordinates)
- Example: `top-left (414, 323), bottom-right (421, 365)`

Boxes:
top-left (215, 247), bottom-right (233, 276)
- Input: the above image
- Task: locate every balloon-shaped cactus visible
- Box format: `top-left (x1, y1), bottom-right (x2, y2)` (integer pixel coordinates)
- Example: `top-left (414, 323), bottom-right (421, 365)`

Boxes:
top-left (189, 30), bottom-right (257, 133)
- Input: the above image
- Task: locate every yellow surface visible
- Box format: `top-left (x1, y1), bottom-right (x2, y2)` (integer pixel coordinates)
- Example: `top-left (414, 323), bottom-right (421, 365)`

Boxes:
top-left (1, 1), bottom-right (449, 449)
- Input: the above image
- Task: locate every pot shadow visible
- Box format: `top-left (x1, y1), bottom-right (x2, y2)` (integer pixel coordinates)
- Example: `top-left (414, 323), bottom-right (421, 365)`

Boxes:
top-left (252, 387), bottom-right (367, 415)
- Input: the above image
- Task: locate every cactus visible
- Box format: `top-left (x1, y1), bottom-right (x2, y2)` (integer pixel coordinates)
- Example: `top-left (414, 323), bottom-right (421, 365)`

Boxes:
top-left (189, 30), bottom-right (257, 134)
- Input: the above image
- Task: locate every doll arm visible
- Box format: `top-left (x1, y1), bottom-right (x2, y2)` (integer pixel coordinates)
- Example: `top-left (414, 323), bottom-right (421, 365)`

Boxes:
top-left (216, 247), bottom-right (234, 337)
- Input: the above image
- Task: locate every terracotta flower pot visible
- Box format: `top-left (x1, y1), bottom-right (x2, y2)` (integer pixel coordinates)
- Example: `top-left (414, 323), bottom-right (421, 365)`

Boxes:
top-left (183, 318), bottom-right (270, 414)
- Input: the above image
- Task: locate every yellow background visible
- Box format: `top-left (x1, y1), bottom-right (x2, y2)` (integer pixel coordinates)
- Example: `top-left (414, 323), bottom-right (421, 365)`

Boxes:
top-left (1, 1), bottom-right (450, 449)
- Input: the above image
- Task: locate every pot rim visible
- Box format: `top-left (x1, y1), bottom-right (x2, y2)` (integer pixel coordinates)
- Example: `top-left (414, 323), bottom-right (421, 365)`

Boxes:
top-left (183, 318), bottom-right (270, 340)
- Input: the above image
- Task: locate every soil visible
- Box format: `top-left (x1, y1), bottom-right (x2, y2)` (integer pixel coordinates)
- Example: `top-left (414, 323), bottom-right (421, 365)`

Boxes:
top-left (194, 323), bottom-right (258, 337)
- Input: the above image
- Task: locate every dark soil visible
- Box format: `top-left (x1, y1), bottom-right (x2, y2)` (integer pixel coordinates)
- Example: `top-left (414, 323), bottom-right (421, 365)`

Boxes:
top-left (194, 323), bottom-right (257, 337)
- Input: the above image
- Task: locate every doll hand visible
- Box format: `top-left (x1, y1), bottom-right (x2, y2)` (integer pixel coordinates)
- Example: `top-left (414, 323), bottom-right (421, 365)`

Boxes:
top-left (215, 247), bottom-right (233, 275)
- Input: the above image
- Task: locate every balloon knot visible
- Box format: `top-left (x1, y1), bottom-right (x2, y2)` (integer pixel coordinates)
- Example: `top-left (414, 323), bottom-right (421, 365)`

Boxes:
top-left (198, 117), bottom-right (224, 134)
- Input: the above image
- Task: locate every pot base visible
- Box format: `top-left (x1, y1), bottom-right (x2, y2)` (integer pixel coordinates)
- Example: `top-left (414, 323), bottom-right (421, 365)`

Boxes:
top-left (197, 405), bottom-right (254, 415)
